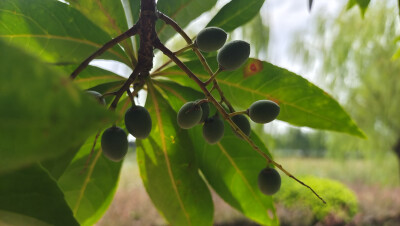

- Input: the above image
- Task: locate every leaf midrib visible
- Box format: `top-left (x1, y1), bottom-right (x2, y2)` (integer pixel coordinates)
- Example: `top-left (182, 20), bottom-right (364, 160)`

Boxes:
top-left (73, 147), bottom-right (102, 214)
top-left (216, 143), bottom-right (271, 216)
top-left (0, 34), bottom-right (126, 61)
top-left (75, 75), bottom-right (125, 82)
top-left (94, 0), bottom-right (121, 35)
top-left (147, 82), bottom-right (192, 225)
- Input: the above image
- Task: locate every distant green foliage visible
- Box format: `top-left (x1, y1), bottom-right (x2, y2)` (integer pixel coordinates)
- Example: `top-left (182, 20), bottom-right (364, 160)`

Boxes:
top-left (273, 128), bottom-right (327, 158)
top-left (275, 176), bottom-right (358, 223)
top-left (292, 2), bottom-right (400, 162)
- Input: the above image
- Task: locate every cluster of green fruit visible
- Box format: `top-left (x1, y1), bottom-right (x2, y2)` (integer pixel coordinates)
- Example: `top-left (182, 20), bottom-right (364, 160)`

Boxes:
top-left (177, 99), bottom-right (280, 142)
top-left (87, 26), bottom-right (283, 196)
top-left (176, 98), bottom-right (282, 195)
top-left (86, 90), bottom-right (152, 162)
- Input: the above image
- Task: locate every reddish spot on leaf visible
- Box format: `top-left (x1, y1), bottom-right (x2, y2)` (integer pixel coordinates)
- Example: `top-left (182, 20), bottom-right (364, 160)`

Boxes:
top-left (243, 59), bottom-right (263, 78)
top-left (269, 98), bottom-right (280, 105)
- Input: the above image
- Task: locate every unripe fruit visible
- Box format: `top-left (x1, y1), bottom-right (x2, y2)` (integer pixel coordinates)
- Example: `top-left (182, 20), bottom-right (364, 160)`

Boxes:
top-left (202, 115), bottom-right (225, 144)
top-left (231, 114), bottom-right (251, 139)
top-left (196, 27), bottom-right (227, 52)
top-left (101, 126), bottom-right (128, 162)
top-left (217, 40), bottom-right (250, 70)
top-left (258, 167), bottom-right (281, 195)
top-left (177, 102), bottom-right (203, 129)
top-left (198, 101), bottom-right (210, 124)
top-left (86, 90), bottom-right (106, 105)
top-left (125, 106), bottom-right (152, 139)
top-left (248, 100), bottom-right (280, 124)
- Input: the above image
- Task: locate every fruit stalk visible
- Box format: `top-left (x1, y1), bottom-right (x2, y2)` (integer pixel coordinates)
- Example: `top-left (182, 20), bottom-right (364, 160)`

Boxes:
top-left (228, 110), bottom-right (248, 117)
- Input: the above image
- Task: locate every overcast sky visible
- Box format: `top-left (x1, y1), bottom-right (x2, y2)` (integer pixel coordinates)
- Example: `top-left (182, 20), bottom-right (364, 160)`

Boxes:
top-left (259, 0), bottom-right (347, 134)
top-left (263, 0), bottom-right (345, 77)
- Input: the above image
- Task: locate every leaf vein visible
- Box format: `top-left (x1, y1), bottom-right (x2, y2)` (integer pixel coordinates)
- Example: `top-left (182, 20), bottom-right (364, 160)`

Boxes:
top-left (148, 82), bottom-right (192, 225)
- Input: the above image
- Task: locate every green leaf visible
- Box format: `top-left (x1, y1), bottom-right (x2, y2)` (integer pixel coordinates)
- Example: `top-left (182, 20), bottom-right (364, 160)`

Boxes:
top-left (0, 40), bottom-right (116, 173)
top-left (356, 0), bottom-right (371, 12)
top-left (0, 0), bottom-right (129, 65)
top-left (57, 95), bottom-right (132, 225)
top-left (41, 144), bottom-right (83, 180)
top-left (191, 125), bottom-right (278, 225)
top-left (127, 0), bottom-right (140, 26)
top-left (136, 81), bottom-right (213, 226)
top-left (347, 0), bottom-right (357, 9)
top-left (55, 65), bottom-right (127, 90)
top-left (58, 134), bottom-right (122, 226)
top-left (398, 0), bottom-right (400, 19)
top-left (156, 58), bottom-right (365, 137)
top-left (155, 80), bottom-right (278, 225)
top-left (0, 164), bottom-right (79, 226)
top-left (156, 0), bottom-right (217, 42)
top-left (126, 0), bottom-right (141, 56)
top-left (153, 80), bottom-right (205, 112)
top-left (346, 0), bottom-right (370, 16)
top-left (0, 210), bottom-right (51, 226)
top-left (66, 0), bottom-right (136, 62)
top-left (207, 0), bottom-right (265, 32)
top-left (42, 96), bottom-right (130, 180)
top-left (392, 47), bottom-right (400, 60)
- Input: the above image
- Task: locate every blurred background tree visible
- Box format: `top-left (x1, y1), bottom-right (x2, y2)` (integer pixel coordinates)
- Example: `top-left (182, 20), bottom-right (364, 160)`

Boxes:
top-left (291, 1), bottom-right (400, 181)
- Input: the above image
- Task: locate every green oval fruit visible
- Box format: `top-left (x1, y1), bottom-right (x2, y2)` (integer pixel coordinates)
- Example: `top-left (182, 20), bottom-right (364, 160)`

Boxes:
top-left (202, 115), bottom-right (225, 144)
top-left (248, 100), bottom-right (280, 124)
top-left (217, 40), bottom-right (250, 70)
top-left (258, 167), bottom-right (281, 195)
top-left (125, 106), bottom-right (152, 139)
top-left (177, 101), bottom-right (203, 129)
top-left (196, 27), bottom-right (227, 52)
top-left (231, 114), bottom-right (251, 139)
top-left (197, 101), bottom-right (210, 124)
top-left (101, 126), bottom-right (128, 162)
top-left (86, 90), bottom-right (106, 105)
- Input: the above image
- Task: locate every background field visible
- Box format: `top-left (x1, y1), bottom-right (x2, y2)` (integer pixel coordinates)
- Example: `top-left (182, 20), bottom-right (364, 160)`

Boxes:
top-left (96, 148), bottom-right (400, 226)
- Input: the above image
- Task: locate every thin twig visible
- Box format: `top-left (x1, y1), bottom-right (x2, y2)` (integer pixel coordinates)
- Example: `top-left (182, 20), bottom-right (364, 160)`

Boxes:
top-left (126, 89), bottom-right (135, 105)
top-left (192, 48), bottom-right (213, 74)
top-left (153, 43), bottom-right (195, 73)
top-left (70, 23), bottom-right (140, 80)
top-left (153, 59), bottom-right (173, 73)
top-left (212, 80), bottom-right (235, 112)
top-left (157, 12), bottom-right (192, 43)
top-left (228, 110), bottom-right (248, 117)
top-left (204, 68), bottom-right (222, 85)
top-left (110, 65), bottom-right (142, 110)
top-left (195, 98), bottom-right (209, 105)
top-left (80, 130), bottom-right (102, 174)
top-left (174, 43), bottom-right (195, 55)
top-left (101, 91), bottom-right (117, 98)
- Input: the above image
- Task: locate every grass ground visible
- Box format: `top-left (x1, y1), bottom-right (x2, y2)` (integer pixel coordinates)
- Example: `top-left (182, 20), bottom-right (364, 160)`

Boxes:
top-left (96, 153), bottom-right (400, 225)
